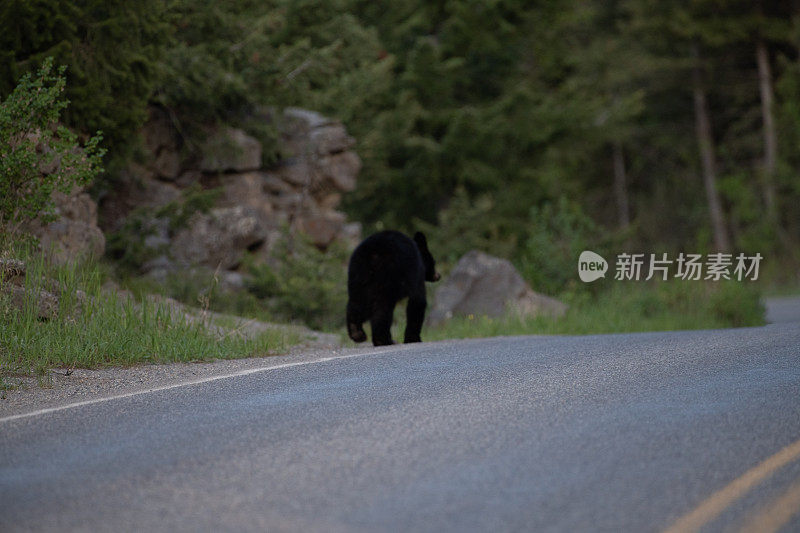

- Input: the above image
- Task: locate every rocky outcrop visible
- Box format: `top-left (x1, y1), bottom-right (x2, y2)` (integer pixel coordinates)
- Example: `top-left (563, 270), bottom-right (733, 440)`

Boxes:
top-left (26, 187), bottom-right (106, 265)
top-left (99, 106), bottom-right (362, 274)
top-left (428, 251), bottom-right (567, 324)
top-left (200, 128), bottom-right (262, 173)
top-left (170, 207), bottom-right (268, 270)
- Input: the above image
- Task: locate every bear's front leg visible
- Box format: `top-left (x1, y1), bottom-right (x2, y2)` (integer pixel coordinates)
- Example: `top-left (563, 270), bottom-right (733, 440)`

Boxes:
top-left (404, 295), bottom-right (426, 343)
top-left (370, 303), bottom-right (395, 346)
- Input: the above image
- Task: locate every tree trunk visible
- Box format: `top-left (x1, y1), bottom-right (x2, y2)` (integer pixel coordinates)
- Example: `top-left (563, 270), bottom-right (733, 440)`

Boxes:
top-left (691, 43), bottom-right (731, 252)
top-left (612, 141), bottom-right (630, 229)
top-left (756, 38), bottom-right (778, 221)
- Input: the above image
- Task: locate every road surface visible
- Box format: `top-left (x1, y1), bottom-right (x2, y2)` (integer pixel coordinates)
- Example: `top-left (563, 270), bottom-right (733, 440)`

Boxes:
top-left (1, 305), bottom-right (799, 532)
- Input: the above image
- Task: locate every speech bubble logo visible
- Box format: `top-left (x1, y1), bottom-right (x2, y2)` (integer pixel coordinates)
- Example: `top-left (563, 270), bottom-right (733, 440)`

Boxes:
top-left (578, 250), bottom-right (608, 282)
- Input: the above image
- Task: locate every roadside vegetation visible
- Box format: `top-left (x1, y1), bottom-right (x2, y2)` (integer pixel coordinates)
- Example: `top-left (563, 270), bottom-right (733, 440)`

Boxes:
top-left (0, 62), bottom-right (301, 383)
top-left (0, 248), bottom-right (302, 382)
top-left (424, 281), bottom-right (765, 342)
top-left (2, 2), bottom-right (794, 381)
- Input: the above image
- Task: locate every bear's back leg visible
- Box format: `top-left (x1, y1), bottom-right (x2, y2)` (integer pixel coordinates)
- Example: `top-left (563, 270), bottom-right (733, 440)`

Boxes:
top-left (346, 300), bottom-right (368, 343)
top-left (370, 299), bottom-right (396, 346)
top-left (404, 292), bottom-right (427, 343)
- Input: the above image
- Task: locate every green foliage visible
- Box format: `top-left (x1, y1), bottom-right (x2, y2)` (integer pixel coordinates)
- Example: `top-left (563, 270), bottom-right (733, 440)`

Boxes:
top-left (3, 0), bottom-right (799, 312)
top-left (421, 281), bottom-right (765, 342)
top-left (157, 184), bottom-right (221, 232)
top-left (247, 233), bottom-right (348, 331)
top-left (415, 188), bottom-right (514, 272)
top-left (106, 185), bottom-right (220, 273)
top-left (517, 198), bottom-right (609, 296)
top-left (0, 58), bottom-right (104, 237)
top-left (0, 0), bottom-right (169, 163)
top-left (0, 253), bottom-right (297, 376)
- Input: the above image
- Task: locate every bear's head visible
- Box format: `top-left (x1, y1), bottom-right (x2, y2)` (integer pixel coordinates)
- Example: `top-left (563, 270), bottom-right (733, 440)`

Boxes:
top-left (413, 231), bottom-right (441, 282)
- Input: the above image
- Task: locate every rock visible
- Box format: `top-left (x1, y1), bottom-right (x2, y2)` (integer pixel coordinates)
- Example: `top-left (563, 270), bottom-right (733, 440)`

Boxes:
top-left (101, 106), bottom-right (362, 276)
top-left (153, 150), bottom-right (181, 180)
top-left (170, 206), bottom-right (268, 269)
top-left (200, 128), bottom-right (262, 172)
top-left (274, 157), bottom-right (313, 187)
top-left (6, 285), bottom-right (59, 321)
top-left (99, 164), bottom-right (181, 232)
top-left (318, 151), bottom-right (361, 192)
top-left (0, 258), bottom-right (91, 320)
top-left (318, 192), bottom-right (342, 210)
top-left (296, 210), bottom-right (347, 248)
top-left (51, 189), bottom-right (97, 225)
top-left (142, 254), bottom-right (174, 276)
top-left (218, 172), bottom-right (273, 218)
top-left (310, 124), bottom-right (355, 155)
top-left (269, 192), bottom-right (306, 212)
top-left (0, 258), bottom-right (26, 283)
top-left (175, 170), bottom-right (201, 188)
top-left (27, 188), bottom-right (106, 264)
top-left (218, 270), bottom-right (248, 291)
top-left (428, 250), bottom-right (567, 324)
top-left (514, 290), bottom-right (570, 318)
top-left (262, 174), bottom-right (297, 195)
top-left (36, 220), bottom-right (105, 265)
top-left (283, 107), bottom-right (331, 131)
top-left (141, 217), bottom-right (171, 252)
top-left (142, 107), bottom-right (179, 155)
top-left (277, 108), bottom-right (361, 198)
top-left (339, 222), bottom-right (363, 249)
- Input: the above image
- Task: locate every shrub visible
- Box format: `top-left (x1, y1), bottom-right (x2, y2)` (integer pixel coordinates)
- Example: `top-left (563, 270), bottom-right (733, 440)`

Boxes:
top-left (414, 187), bottom-right (515, 273)
top-left (516, 197), bottom-right (608, 296)
top-left (0, 58), bottom-right (104, 240)
top-left (247, 233), bottom-right (349, 331)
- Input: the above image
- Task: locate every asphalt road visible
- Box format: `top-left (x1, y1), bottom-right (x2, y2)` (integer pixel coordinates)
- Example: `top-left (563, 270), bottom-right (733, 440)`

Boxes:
top-left (1, 309), bottom-right (800, 532)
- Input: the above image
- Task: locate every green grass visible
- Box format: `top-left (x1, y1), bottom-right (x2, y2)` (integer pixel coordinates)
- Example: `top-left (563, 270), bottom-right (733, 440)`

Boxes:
top-left (0, 253), bottom-right (301, 377)
top-left (365, 280), bottom-right (766, 344)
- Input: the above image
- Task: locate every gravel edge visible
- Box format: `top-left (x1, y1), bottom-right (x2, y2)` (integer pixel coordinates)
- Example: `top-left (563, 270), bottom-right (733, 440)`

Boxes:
top-left (0, 341), bottom-right (377, 418)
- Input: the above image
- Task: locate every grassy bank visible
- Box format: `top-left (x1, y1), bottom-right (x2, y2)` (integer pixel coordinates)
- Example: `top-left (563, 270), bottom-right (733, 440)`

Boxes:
top-left (1, 243), bottom-right (769, 382)
top-left (0, 254), bottom-right (301, 380)
top-left (416, 280), bottom-right (765, 342)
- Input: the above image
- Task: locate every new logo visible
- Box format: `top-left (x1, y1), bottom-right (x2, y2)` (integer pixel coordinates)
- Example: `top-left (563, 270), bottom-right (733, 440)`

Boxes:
top-left (578, 250), bottom-right (608, 282)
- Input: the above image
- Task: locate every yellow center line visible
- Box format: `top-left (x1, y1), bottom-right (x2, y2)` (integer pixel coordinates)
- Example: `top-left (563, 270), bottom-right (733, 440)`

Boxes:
top-left (739, 479), bottom-right (800, 533)
top-left (663, 438), bottom-right (800, 533)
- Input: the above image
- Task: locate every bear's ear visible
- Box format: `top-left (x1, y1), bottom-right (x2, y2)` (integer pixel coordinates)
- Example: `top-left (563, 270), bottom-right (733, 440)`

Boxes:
top-left (413, 231), bottom-right (428, 251)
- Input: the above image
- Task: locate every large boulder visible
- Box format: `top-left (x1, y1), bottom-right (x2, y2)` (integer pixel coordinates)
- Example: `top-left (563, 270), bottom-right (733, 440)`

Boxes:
top-left (170, 206), bottom-right (268, 269)
top-left (428, 250), bottom-right (567, 324)
top-left (277, 108), bottom-right (361, 202)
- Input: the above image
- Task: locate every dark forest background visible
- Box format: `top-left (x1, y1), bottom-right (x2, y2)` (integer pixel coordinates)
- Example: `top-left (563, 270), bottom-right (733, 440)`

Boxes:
top-left (2, 0), bottom-right (798, 294)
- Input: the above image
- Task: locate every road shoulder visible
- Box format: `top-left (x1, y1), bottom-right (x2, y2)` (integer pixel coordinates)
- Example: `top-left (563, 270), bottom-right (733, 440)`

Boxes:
top-left (0, 344), bottom-right (378, 420)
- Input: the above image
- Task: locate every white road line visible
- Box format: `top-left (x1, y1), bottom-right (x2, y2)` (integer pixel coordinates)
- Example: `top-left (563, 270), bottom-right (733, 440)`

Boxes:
top-left (0, 347), bottom-right (412, 425)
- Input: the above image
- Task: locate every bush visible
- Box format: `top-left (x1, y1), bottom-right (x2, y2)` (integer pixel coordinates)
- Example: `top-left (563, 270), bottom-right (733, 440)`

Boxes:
top-left (106, 185), bottom-right (220, 273)
top-left (247, 233), bottom-right (349, 331)
top-left (516, 197), bottom-right (608, 296)
top-left (414, 187), bottom-right (515, 273)
top-left (0, 58), bottom-right (104, 239)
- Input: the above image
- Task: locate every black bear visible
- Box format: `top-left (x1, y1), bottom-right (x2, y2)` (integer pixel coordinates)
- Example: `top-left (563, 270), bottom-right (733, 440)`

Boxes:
top-left (346, 230), bottom-right (440, 346)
